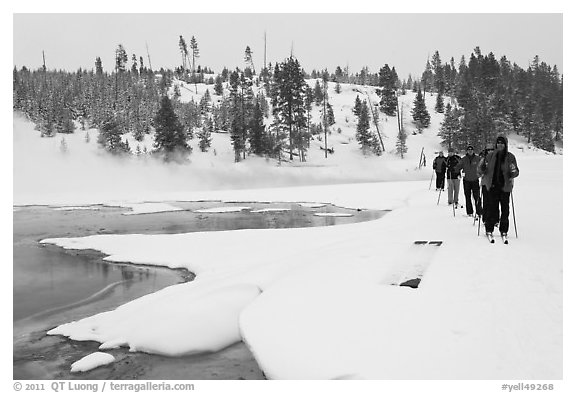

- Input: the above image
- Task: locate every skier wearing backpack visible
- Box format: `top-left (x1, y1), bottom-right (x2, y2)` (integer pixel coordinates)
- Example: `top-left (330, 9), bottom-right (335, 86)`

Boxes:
top-left (432, 151), bottom-right (447, 191)
top-left (455, 145), bottom-right (481, 217)
top-left (477, 135), bottom-right (520, 243)
top-left (445, 148), bottom-right (461, 207)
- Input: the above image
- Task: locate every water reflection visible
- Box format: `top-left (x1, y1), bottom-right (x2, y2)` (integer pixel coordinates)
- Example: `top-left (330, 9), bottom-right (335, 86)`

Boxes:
top-left (13, 202), bottom-right (385, 322)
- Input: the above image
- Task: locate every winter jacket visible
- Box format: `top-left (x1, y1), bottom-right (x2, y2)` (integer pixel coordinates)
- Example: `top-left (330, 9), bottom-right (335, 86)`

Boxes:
top-left (433, 156), bottom-right (447, 173)
top-left (455, 153), bottom-right (481, 181)
top-left (477, 137), bottom-right (519, 192)
top-left (446, 155), bottom-right (461, 179)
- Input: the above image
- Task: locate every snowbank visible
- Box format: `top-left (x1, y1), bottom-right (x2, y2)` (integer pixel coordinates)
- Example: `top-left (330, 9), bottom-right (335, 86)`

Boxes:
top-left (70, 352), bottom-right (115, 373)
top-left (40, 155), bottom-right (562, 379)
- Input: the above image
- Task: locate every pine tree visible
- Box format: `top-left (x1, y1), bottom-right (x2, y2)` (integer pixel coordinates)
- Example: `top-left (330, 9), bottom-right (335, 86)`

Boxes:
top-left (214, 75), bottom-right (224, 95)
top-left (131, 54), bottom-right (138, 75)
top-left (228, 70), bottom-right (246, 162)
top-left (244, 46), bottom-right (256, 76)
top-left (190, 36), bottom-right (200, 92)
top-left (95, 57), bottom-right (103, 76)
top-left (200, 88), bottom-right (211, 114)
top-left (435, 91), bottom-right (444, 113)
top-left (353, 95), bottom-right (362, 117)
top-left (271, 57), bottom-right (308, 161)
top-left (178, 35), bottom-right (189, 75)
top-left (356, 100), bottom-right (371, 155)
top-left (376, 64), bottom-right (398, 116)
top-left (396, 126), bottom-right (408, 158)
top-left (153, 95), bottom-right (191, 161)
top-left (438, 104), bottom-right (460, 150)
top-left (421, 59), bottom-right (434, 98)
top-left (313, 79), bottom-right (323, 105)
top-left (531, 108), bottom-right (555, 152)
top-left (326, 103), bottom-right (336, 126)
top-left (248, 100), bottom-right (266, 156)
top-left (411, 87), bottom-right (431, 131)
top-left (335, 81), bottom-right (341, 94)
top-left (198, 116), bottom-right (213, 152)
top-left (97, 115), bottom-right (124, 153)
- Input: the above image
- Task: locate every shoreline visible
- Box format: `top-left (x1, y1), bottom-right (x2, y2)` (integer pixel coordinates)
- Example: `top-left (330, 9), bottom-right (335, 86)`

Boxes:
top-left (13, 206), bottom-right (265, 380)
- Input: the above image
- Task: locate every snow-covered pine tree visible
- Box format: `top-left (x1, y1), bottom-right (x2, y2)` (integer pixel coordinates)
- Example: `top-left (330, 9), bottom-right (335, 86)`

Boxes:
top-left (271, 57), bottom-right (308, 161)
top-left (313, 79), bottom-right (323, 105)
top-left (228, 70), bottom-right (246, 162)
top-left (376, 64), bottom-right (398, 116)
top-left (190, 36), bottom-right (200, 92)
top-left (248, 100), bottom-right (267, 156)
top-left (326, 102), bottom-right (336, 127)
top-left (355, 100), bottom-right (372, 155)
top-left (178, 35), bottom-right (189, 76)
top-left (97, 115), bottom-right (124, 153)
top-left (353, 95), bottom-right (362, 117)
top-left (198, 116), bottom-right (213, 152)
top-left (370, 132), bottom-right (383, 156)
top-left (303, 86), bottom-right (314, 137)
top-left (131, 54), bottom-right (138, 76)
top-left (432, 50), bottom-right (444, 94)
top-left (244, 46), bottom-right (256, 77)
top-left (153, 95), bottom-right (191, 161)
top-left (411, 87), bottom-right (431, 131)
top-left (421, 59), bottom-right (434, 98)
top-left (438, 103), bottom-right (460, 150)
top-left (335, 81), bottom-right (341, 94)
top-left (435, 91), bottom-right (444, 113)
top-left (200, 88), bottom-right (212, 114)
top-left (396, 125), bottom-right (408, 158)
top-left (530, 110), bottom-right (555, 153)
top-left (214, 75), bottom-right (224, 96)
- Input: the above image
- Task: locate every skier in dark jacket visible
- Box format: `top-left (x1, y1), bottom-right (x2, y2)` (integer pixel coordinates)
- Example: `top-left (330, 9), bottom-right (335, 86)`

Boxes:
top-left (477, 135), bottom-right (519, 241)
top-left (432, 151), bottom-right (447, 191)
top-left (455, 145), bottom-right (481, 217)
top-left (445, 148), bottom-right (461, 206)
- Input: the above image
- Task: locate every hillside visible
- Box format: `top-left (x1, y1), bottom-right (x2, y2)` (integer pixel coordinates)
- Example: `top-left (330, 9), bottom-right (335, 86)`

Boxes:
top-left (13, 79), bottom-right (556, 206)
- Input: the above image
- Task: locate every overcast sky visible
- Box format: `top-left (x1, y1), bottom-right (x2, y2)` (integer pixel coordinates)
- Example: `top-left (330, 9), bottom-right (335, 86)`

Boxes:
top-left (13, 13), bottom-right (562, 80)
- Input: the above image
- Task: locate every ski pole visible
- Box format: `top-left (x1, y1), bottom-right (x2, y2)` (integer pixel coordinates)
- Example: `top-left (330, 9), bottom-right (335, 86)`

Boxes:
top-left (477, 187), bottom-right (483, 236)
top-left (511, 191), bottom-right (518, 238)
top-left (452, 181), bottom-right (456, 217)
top-left (437, 186), bottom-right (443, 205)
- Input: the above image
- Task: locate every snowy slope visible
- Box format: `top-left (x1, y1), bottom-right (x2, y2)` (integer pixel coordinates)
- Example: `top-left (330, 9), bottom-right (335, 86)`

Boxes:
top-left (14, 80), bottom-right (515, 206)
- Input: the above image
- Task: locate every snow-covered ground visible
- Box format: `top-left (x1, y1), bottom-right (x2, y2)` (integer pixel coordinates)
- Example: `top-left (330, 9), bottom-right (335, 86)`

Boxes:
top-left (11, 81), bottom-right (568, 386)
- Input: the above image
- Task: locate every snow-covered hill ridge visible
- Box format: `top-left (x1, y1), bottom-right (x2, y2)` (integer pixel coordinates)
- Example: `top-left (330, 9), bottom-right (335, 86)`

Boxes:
top-left (13, 79), bottom-right (558, 206)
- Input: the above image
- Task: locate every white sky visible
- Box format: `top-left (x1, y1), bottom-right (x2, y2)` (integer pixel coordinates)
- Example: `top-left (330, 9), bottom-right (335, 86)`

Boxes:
top-left (12, 12), bottom-right (563, 80)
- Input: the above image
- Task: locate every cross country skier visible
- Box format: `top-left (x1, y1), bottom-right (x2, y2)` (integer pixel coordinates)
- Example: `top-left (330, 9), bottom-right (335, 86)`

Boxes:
top-left (432, 151), bottom-right (447, 191)
top-left (455, 145), bottom-right (481, 217)
top-left (477, 135), bottom-right (519, 243)
top-left (445, 148), bottom-right (461, 207)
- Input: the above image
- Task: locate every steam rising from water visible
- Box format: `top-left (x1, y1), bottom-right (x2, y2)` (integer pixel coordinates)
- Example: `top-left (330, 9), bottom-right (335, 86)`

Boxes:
top-left (13, 113), bottom-right (421, 206)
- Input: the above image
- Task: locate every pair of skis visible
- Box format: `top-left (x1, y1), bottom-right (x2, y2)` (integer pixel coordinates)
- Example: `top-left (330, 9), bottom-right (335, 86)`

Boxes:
top-left (486, 232), bottom-right (508, 244)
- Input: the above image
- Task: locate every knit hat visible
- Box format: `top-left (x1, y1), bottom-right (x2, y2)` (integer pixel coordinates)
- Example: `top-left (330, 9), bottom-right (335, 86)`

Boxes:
top-left (467, 145), bottom-right (474, 150)
top-left (448, 148), bottom-right (454, 153)
top-left (496, 136), bottom-right (507, 145)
